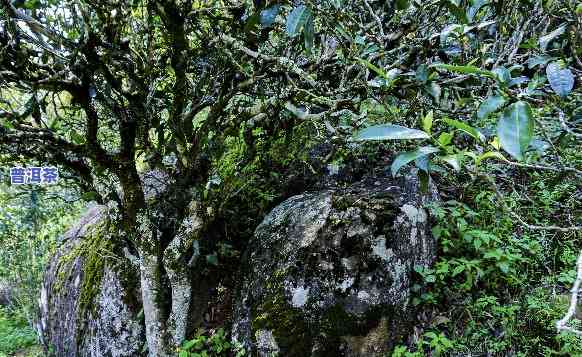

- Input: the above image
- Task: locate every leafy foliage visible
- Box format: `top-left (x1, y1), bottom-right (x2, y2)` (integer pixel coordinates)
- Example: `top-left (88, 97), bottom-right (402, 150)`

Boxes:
top-left (0, 307), bottom-right (42, 356)
top-left (178, 328), bottom-right (245, 357)
top-left (0, 0), bottom-right (580, 354)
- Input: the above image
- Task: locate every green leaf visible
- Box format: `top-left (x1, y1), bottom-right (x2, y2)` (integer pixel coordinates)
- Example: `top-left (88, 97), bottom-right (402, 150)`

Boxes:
top-left (473, 237), bottom-right (482, 251)
top-left (354, 124), bottom-right (430, 141)
top-left (422, 111), bottom-right (433, 134)
top-left (497, 101), bottom-right (534, 161)
top-left (442, 118), bottom-right (485, 142)
top-left (539, 25), bottom-right (566, 51)
top-left (303, 15), bottom-right (315, 53)
top-left (183, 339), bottom-right (197, 350)
top-left (416, 64), bottom-right (429, 83)
top-left (477, 95), bottom-right (506, 119)
top-left (527, 55), bottom-right (553, 68)
top-left (391, 146), bottom-right (440, 176)
top-left (0, 116), bottom-right (14, 129)
top-left (395, 0), bottom-right (410, 10)
top-left (179, 351), bottom-right (188, 357)
top-left (452, 265), bottom-right (465, 277)
top-left (286, 5), bottom-right (311, 37)
top-left (440, 153), bottom-right (462, 172)
top-left (244, 13), bottom-right (260, 33)
top-left (432, 64), bottom-right (494, 78)
top-left (357, 59), bottom-right (392, 81)
top-left (467, 0), bottom-right (488, 22)
top-left (260, 5), bottom-right (280, 27)
top-left (438, 132), bottom-right (454, 147)
top-left (475, 151), bottom-right (506, 166)
top-left (23, 0), bottom-right (41, 9)
top-left (206, 254), bottom-right (219, 266)
top-left (492, 66), bottom-right (511, 85)
top-left (70, 131), bottom-right (85, 144)
top-left (546, 62), bottom-right (574, 97)
top-left (498, 262), bottom-right (510, 274)
top-left (425, 82), bottom-right (441, 102)
top-left (443, 0), bottom-right (469, 24)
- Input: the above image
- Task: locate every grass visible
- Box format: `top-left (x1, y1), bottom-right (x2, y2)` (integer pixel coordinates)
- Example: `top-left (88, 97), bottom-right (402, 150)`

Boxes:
top-left (0, 307), bottom-right (42, 357)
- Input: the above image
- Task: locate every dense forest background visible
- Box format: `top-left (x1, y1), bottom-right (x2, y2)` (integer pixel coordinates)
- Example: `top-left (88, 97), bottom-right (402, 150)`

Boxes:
top-left (0, 0), bottom-right (581, 356)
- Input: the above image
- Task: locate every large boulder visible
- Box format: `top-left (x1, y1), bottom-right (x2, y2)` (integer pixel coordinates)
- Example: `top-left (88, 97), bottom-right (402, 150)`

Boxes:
top-left (232, 175), bottom-right (437, 356)
top-left (38, 205), bottom-right (144, 357)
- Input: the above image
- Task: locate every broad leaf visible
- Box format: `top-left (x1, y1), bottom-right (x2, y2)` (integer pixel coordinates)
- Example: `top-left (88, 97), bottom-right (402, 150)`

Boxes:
top-left (416, 64), bottom-right (429, 83)
top-left (443, 118), bottom-right (485, 142)
top-left (422, 111), bottom-right (433, 134)
top-left (440, 153), bottom-right (463, 172)
top-left (546, 62), bottom-right (574, 97)
top-left (478, 95), bottom-right (506, 119)
top-left (539, 25), bottom-right (566, 51)
top-left (508, 76), bottom-right (529, 88)
top-left (286, 5), bottom-right (311, 37)
top-left (439, 24), bottom-right (463, 43)
top-left (467, 0), bottom-right (488, 22)
top-left (182, 340), bottom-right (195, 350)
top-left (244, 13), bottom-right (260, 33)
top-left (354, 124), bottom-right (430, 141)
top-left (527, 55), bottom-right (553, 68)
top-left (492, 66), bottom-right (511, 85)
top-left (425, 82), bottom-right (441, 102)
top-left (497, 101), bottom-right (534, 161)
top-left (438, 132), bottom-right (454, 147)
top-left (391, 146), bottom-right (440, 176)
top-left (260, 5), bottom-right (281, 27)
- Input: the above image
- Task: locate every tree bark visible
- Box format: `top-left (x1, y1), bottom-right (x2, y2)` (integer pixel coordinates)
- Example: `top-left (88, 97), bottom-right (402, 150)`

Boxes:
top-left (163, 201), bottom-right (205, 348)
top-left (139, 251), bottom-right (170, 357)
top-left (133, 200), bottom-right (207, 355)
top-left (136, 212), bottom-right (170, 357)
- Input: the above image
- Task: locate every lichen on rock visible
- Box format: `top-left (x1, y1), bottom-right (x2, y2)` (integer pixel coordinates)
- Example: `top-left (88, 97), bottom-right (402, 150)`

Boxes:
top-left (39, 205), bottom-right (144, 357)
top-left (232, 174), bottom-right (437, 356)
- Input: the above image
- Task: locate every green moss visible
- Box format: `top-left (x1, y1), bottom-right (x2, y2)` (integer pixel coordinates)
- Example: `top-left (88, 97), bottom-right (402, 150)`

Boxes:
top-left (54, 219), bottom-right (113, 317)
top-left (250, 269), bottom-right (396, 356)
top-left (77, 223), bottom-right (112, 315)
top-left (317, 304), bottom-right (396, 355)
top-left (251, 271), bottom-right (312, 355)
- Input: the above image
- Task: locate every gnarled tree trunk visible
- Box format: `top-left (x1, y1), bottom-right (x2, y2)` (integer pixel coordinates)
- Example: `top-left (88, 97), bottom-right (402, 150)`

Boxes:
top-left (134, 199), bottom-right (210, 356)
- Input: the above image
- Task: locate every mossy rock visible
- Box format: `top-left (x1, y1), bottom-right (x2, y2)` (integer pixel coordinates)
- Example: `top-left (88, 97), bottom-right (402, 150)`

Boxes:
top-left (232, 175), bottom-right (437, 356)
top-left (39, 206), bottom-right (144, 357)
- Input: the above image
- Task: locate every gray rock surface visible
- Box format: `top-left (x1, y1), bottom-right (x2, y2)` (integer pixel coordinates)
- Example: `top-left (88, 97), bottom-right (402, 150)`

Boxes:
top-left (38, 205), bottom-right (144, 357)
top-left (232, 175), bottom-right (437, 356)
top-left (0, 279), bottom-right (11, 306)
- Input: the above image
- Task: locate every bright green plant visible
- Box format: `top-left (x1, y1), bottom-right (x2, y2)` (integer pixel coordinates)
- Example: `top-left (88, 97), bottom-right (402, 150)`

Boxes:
top-left (178, 328), bottom-right (245, 357)
top-left (0, 307), bottom-right (41, 356)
